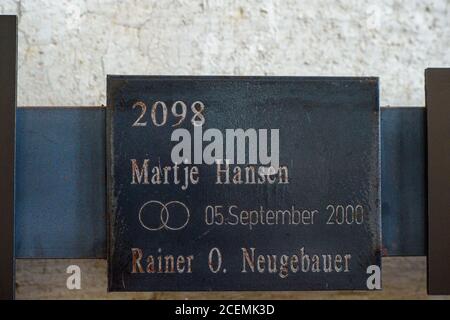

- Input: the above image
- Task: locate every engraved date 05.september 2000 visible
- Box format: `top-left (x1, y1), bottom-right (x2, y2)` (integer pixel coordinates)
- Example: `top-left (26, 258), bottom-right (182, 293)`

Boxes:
top-left (204, 204), bottom-right (364, 230)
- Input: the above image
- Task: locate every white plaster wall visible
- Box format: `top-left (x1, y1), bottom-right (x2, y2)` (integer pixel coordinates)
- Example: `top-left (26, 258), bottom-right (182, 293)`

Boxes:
top-left (1, 0), bottom-right (449, 107)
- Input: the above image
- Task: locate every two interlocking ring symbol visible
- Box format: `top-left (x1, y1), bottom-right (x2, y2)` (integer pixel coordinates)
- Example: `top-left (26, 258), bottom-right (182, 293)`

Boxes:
top-left (138, 200), bottom-right (190, 231)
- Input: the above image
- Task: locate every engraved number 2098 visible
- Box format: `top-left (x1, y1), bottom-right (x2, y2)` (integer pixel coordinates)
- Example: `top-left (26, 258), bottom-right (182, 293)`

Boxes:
top-left (132, 100), bottom-right (205, 127)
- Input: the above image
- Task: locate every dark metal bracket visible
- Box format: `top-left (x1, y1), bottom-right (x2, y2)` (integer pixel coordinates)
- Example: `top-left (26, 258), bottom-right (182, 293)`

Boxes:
top-left (0, 15), bottom-right (17, 301)
top-left (426, 69), bottom-right (450, 295)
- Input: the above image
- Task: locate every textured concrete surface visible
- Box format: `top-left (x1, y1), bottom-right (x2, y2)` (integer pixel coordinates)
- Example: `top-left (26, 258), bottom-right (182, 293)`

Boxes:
top-left (1, 0), bottom-right (450, 107)
top-left (2, 0), bottom-right (450, 299)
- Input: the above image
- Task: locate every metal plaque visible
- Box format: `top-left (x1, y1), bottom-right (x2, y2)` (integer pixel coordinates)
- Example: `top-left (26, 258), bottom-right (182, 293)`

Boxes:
top-left (107, 76), bottom-right (381, 291)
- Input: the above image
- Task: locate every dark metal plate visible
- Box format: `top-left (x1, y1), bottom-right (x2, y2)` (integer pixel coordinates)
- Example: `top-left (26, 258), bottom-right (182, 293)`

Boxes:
top-left (107, 76), bottom-right (381, 291)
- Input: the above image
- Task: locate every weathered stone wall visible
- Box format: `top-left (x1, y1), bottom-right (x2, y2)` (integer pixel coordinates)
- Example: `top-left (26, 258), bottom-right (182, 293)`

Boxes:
top-left (1, 0), bottom-right (449, 107)
top-left (2, 0), bottom-right (450, 299)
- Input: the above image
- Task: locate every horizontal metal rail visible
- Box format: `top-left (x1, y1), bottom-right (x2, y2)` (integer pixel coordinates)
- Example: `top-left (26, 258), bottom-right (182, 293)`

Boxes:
top-left (15, 106), bottom-right (426, 258)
